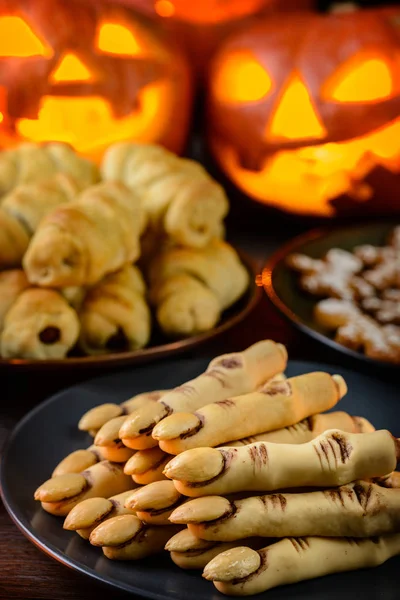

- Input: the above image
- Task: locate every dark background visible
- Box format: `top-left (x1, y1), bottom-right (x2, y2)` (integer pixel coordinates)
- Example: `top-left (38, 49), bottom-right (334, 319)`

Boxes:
top-left (319, 0), bottom-right (400, 7)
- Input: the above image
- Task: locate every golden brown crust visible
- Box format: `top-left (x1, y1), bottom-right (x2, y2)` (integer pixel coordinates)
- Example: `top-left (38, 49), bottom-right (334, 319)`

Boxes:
top-left (0, 142), bottom-right (98, 196)
top-left (78, 265), bottom-right (151, 355)
top-left (1, 288), bottom-right (80, 359)
top-left (24, 182), bottom-right (144, 287)
top-left (0, 270), bottom-right (30, 329)
top-left (101, 142), bottom-right (228, 249)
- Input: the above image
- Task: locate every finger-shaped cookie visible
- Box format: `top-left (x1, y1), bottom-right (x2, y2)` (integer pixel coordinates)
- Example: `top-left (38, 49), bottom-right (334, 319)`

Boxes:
top-left (203, 534), bottom-right (400, 596)
top-left (376, 471), bottom-right (400, 489)
top-left (228, 412), bottom-right (375, 447)
top-left (125, 480), bottom-right (184, 525)
top-left (63, 490), bottom-right (136, 539)
top-left (155, 373), bottom-right (347, 454)
top-left (93, 416), bottom-right (134, 462)
top-left (165, 429), bottom-right (398, 497)
top-left (119, 340), bottom-right (287, 450)
top-left (171, 481), bottom-right (400, 541)
top-left (78, 391), bottom-right (168, 437)
top-left (52, 445), bottom-right (111, 476)
top-left (34, 461), bottom-right (133, 516)
top-left (124, 447), bottom-right (170, 485)
top-left (90, 514), bottom-right (181, 560)
top-left (166, 529), bottom-right (266, 570)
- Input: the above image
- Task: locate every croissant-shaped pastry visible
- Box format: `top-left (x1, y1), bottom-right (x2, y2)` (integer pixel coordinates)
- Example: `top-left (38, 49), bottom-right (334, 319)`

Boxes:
top-left (151, 273), bottom-right (221, 337)
top-left (78, 265), bottom-right (151, 355)
top-left (0, 288), bottom-right (80, 359)
top-left (60, 286), bottom-right (86, 311)
top-left (147, 240), bottom-right (249, 337)
top-left (0, 270), bottom-right (30, 330)
top-left (101, 142), bottom-right (229, 248)
top-left (23, 182), bottom-right (145, 287)
top-left (0, 174), bottom-right (81, 269)
top-left (143, 169), bottom-right (229, 248)
top-left (0, 142), bottom-right (98, 197)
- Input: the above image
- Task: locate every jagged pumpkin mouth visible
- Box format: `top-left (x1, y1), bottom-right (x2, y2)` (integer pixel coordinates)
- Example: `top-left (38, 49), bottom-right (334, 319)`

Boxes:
top-left (213, 116), bottom-right (400, 216)
top-left (10, 80), bottom-right (172, 158)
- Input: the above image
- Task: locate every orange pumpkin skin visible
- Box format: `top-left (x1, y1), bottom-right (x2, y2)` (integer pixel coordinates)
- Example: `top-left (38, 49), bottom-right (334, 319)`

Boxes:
top-left (207, 10), bottom-right (400, 217)
top-left (113, 0), bottom-right (315, 77)
top-left (0, 0), bottom-right (193, 158)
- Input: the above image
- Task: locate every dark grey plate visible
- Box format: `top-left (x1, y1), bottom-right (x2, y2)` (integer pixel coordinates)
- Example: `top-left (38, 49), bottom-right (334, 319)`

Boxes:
top-left (1, 358), bottom-right (400, 600)
top-left (262, 221), bottom-right (399, 370)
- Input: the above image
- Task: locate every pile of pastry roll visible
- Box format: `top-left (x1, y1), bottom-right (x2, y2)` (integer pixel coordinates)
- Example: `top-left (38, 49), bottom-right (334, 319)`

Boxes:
top-left (0, 141), bottom-right (248, 359)
top-left (34, 339), bottom-right (400, 596)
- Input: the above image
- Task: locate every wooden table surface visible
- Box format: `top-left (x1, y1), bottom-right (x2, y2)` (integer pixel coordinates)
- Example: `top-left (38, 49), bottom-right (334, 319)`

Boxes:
top-left (0, 193), bottom-right (396, 600)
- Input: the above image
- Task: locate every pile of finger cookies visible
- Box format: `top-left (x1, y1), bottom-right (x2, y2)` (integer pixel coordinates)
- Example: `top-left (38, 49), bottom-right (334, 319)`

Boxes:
top-left (287, 226), bottom-right (400, 364)
top-left (34, 339), bottom-right (400, 596)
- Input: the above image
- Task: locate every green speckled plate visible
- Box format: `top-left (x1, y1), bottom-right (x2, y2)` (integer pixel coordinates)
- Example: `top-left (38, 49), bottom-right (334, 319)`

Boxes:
top-left (262, 221), bottom-right (398, 369)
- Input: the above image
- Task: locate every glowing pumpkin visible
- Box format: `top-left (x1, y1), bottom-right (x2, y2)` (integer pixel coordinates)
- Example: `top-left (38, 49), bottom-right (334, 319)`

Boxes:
top-left (112, 0), bottom-right (315, 76)
top-left (0, 0), bottom-right (192, 159)
top-left (207, 10), bottom-right (400, 217)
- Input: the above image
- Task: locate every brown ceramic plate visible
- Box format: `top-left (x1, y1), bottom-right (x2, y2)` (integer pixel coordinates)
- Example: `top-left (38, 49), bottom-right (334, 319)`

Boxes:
top-left (261, 221), bottom-right (398, 370)
top-left (0, 251), bottom-right (260, 371)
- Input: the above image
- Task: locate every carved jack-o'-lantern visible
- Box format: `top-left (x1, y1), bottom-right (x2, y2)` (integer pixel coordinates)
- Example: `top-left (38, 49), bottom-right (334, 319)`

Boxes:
top-left (0, 0), bottom-right (192, 158)
top-left (115, 0), bottom-right (315, 76)
top-left (207, 10), bottom-right (400, 217)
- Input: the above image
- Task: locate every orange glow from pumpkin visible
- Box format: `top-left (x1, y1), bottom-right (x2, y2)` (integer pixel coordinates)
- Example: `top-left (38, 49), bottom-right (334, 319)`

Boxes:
top-left (324, 56), bottom-right (394, 103)
top-left (0, 16), bottom-right (53, 57)
top-left (50, 53), bottom-right (95, 83)
top-left (213, 118), bottom-right (400, 216)
top-left (96, 21), bottom-right (143, 56)
top-left (161, 0), bottom-right (266, 23)
top-left (212, 51), bottom-right (273, 103)
top-left (0, 87), bottom-right (6, 124)
top-left (15, 81), bottom-right (174, 159)
top-left (268, 74), bottom-right (327, 141)
top-left (155, 0), bottom-right (176, 17)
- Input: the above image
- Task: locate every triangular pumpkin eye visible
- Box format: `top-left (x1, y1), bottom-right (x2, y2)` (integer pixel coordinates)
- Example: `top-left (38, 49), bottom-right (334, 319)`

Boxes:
top-left (268, 74), bottom-right (326, 141)
top-left (95, 21), bottom-right (145, 56)
top-left (323, 53), bottom-right (393, 103)
top-left (0, 16), bottom-right (53, 58)
top-left (50, 53), bottom-right (96, 83)
top-left (212, 50), bottom-right (273, 103)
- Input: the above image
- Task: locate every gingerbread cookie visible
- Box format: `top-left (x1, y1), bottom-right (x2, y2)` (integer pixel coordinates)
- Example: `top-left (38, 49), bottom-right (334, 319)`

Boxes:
top-left (287, 249), bottom-right (362, 300)
top-left (288, 225), bottom-right (400, 364)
